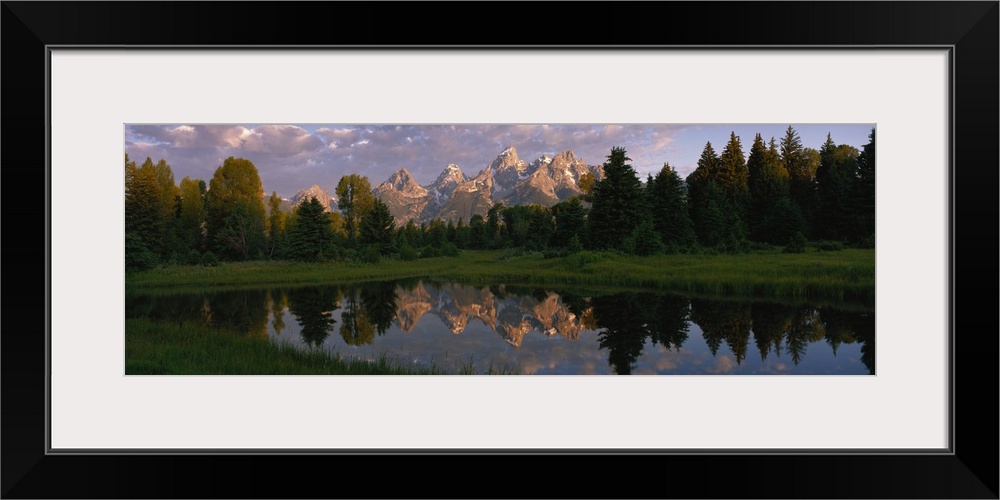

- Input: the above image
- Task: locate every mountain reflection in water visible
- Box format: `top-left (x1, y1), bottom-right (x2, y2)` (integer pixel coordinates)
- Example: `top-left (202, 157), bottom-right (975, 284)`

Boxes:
top-left (126, 279), bottom-right (874, 375)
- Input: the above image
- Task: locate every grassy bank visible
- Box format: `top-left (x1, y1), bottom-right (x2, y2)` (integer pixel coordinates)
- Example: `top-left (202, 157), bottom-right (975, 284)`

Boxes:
top-left (126, 318), bottom-right (518, 375)
top-left (126, 247), bottom-right (875, 303)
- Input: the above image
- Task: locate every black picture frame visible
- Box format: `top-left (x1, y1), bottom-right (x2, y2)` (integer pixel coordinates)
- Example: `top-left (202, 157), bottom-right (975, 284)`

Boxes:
top-left (3, 2), bottom-right (996, 498)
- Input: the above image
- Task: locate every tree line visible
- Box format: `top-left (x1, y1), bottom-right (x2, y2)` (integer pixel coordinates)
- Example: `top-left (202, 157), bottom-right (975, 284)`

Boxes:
top-left (130, 284), bottom-right (874, 375)
top-left (125, 126), bottom-right (875, 271)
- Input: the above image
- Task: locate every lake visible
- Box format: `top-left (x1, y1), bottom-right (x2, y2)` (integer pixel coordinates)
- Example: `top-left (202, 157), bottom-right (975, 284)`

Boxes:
top-left (126, 279), bottom-right (874, 375)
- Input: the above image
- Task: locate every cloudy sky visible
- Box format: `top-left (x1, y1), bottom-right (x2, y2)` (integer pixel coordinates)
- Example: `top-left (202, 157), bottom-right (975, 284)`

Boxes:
top-left (125, 124), bottom-right (873, 199)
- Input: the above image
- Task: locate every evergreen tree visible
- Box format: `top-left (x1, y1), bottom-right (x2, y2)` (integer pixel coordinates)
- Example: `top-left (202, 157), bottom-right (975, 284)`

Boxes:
top-left (402, 219), bottom-right (422, 248)
top-left (627, 219), bottom-right (665, 256)
top-left (287, 287), bottom-right (339, 347)
top-left (468, 215), bottom-right (487, 249)
top-left (718, 132), bottom-right (750, 221)
top-left (588, 146), bottom-right (648, 251)
top-left (852, 128), bottom-right (876, 246)
top-left (646, 163), bottom-right (695, 250)
top-left (427, 218), bottom-right (447, 248)
top-left (152, 159), bottom-right (181, 224)
top-left (688, 142), bottom-right (743, 249)
top-left (486, 202), bottom-right (504, 249)
top-left (135, 157), bottom-right (185, 259)
top-left (694, 180), bottom-right (730, 248)
top-left (124, 153), bottom-right (163, 270)
top-left (501, 205), bottom-right (532, 248)
top-left (551, 197), bottom-right (587, 248)
top-left (287, 196), bottom-right (335, 261)
top-left (454, 218), bottom-right (471, 249)
top-left (815, 134), bottom-right (859, 242)
top-left (747, 134), bottom-right (791, 242)
top-left (526, 205), bottom-right (554, 249)
top-left (781, 126), bottom-right (818, 236)
top-left (686, 142), bottom-right (719, 243)
top-left (759, 196), bottom-right (808, 245)
top-left (359, 198), bottom-right (396, 254)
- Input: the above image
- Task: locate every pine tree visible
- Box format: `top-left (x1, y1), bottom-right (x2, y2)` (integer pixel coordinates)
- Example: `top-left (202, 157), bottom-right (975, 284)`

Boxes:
top-left (700, 182), bottom-right (729, 248)
top-left (687, 142), bottom-right (719, 243)
top-left (852, 128), bottom-right (876, 246)
top-left (468, 215), bottom-right (487, 249)
top-left (759, 197), bottom-right (808, 245)
top-left (124, 153), bottom-right (164, 270)
top-left (526, 205), bottom-right (554, 250)
top-left (718, 132), bottom-right (750, 218)
top-left (781, 126), bottom-right (818, 236)
top-left (815, 134), bottom-right (859, 242)
top-left (359, 198), bottom-right (397, 255)
top-left (688, 142), bottom-right (743, 249)
top-left (646, 163), bottom-right (695, 250)
top-left (551, 197), bottom-right (587, 248)
top-left (588, 146), bottom-right (648, 251)
top-left (486, 202), bottom-right (504, 248)
top-left (747, 134), bottom-right (791, 242)
top-left (137, 158), bottom-right (182, 258)
top-left (287, 196), bottom-right (335, 261)
top-left (454, 218), bottom-right (470, 249)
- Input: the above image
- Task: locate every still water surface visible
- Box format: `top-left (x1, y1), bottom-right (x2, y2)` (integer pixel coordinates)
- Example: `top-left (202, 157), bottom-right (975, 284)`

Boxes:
top-left (126, 279), bottom-right (874, 375)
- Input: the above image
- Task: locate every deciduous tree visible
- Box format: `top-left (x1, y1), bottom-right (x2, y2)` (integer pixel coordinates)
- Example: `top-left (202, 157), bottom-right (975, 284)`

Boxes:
top-left (205, 157), bottom-right (267, 260)
top-left (335, 174), bottom-right (375, 243)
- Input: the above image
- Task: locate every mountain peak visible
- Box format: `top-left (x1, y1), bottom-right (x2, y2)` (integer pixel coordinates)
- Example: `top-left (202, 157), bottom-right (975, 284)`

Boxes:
top-left (433, 164), bottom-right (465, 186)
top-left (290, 184), bottom-right (336, 211)
top-left (379, 167), bottom-right (423, 192)
top-left (490, 145), bottom-right (526, 173)
top-left (390, 166), bottom-right (413, 181)
top-left (533, 154), bottom-right (553, 165)
top-left (374, 167), bottom-right (429, 224)
top-left (554, 150), bottom-right (576, 161)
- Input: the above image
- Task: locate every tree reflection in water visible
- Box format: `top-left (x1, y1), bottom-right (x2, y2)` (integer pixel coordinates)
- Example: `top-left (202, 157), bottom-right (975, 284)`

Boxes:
top-left (128, 280), bottom-right (875, 374)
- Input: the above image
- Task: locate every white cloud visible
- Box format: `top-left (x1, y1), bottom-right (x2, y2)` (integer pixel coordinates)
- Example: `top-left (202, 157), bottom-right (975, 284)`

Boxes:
top-left (238, 125), bottom-right (323, 155)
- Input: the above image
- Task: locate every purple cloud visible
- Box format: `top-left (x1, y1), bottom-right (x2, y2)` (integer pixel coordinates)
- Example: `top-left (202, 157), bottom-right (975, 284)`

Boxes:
top-left (124, 123), bottom-right (871, 200)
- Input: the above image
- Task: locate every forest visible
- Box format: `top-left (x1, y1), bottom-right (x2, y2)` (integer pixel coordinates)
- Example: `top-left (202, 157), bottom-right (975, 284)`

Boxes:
top-left (124, 126), bottom-right (876, 272)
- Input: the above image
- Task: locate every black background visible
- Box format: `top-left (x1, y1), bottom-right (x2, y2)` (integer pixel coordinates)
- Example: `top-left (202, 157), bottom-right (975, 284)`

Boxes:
top-left (3, 2), bottom-right (997, 498)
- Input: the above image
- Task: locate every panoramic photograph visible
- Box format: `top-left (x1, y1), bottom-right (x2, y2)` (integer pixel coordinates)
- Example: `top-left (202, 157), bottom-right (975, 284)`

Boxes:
top-left (124, 124), bottom-right (875, 375)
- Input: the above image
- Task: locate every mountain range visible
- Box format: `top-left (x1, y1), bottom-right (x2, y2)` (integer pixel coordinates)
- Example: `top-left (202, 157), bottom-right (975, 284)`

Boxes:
top-left (282, 146), bottom-right (603, 224)
top-left (394, 281), bottom-right (596, 347)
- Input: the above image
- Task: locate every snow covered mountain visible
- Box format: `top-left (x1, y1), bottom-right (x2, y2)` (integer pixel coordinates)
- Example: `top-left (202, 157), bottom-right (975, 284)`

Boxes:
top-left (373, 145), bottom-right (603, 224)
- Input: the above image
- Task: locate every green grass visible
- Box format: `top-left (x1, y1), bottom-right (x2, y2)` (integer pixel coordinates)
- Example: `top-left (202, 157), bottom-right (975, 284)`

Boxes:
top-left (125, 318), bottom-right (504, 375)
top-left (127, 247), bottom-right (875, 304)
